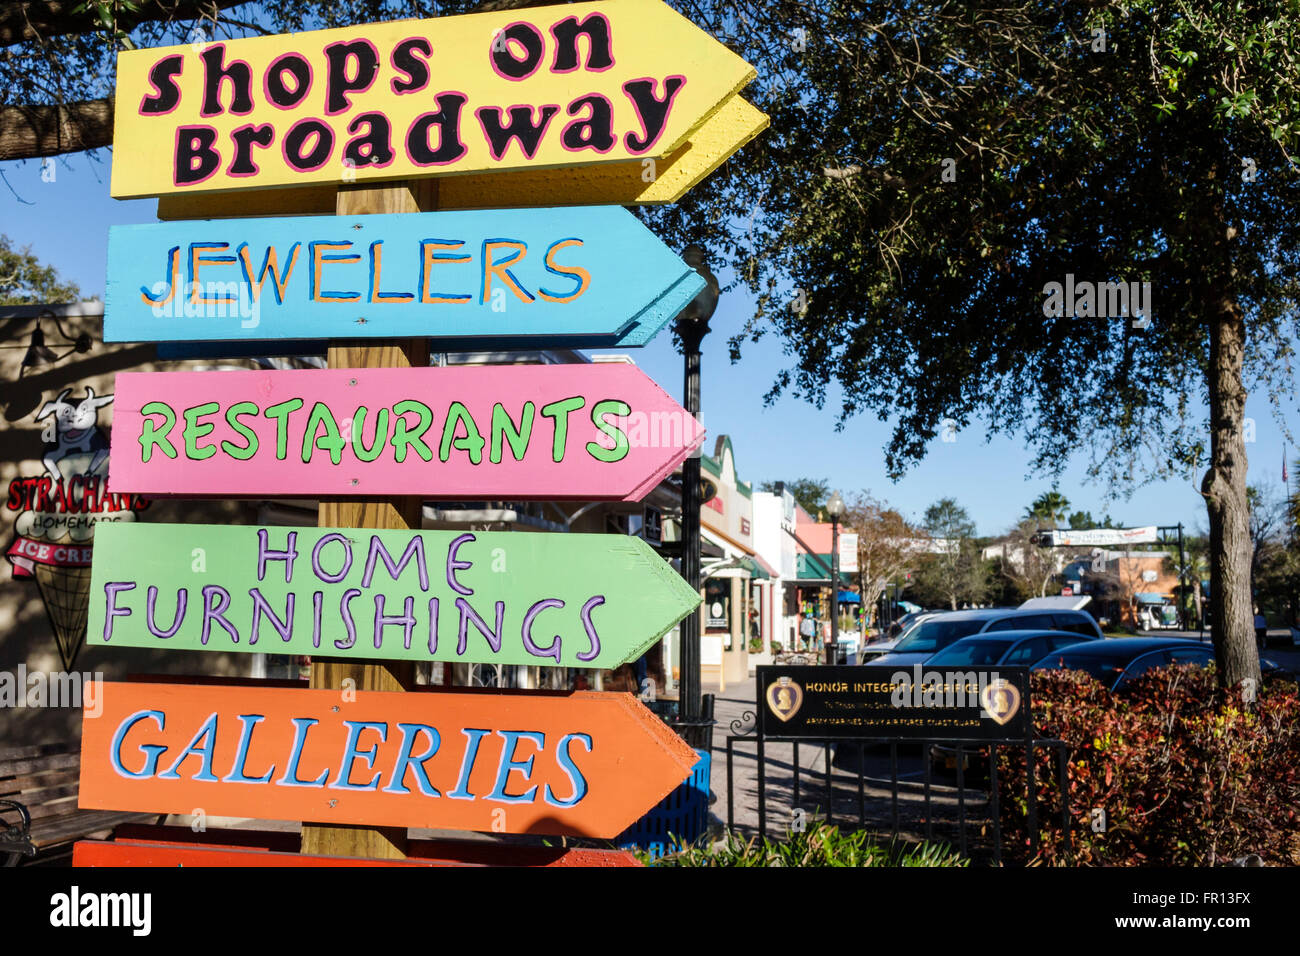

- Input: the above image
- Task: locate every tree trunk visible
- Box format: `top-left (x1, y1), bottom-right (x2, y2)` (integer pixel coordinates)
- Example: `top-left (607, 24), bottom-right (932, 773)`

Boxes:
top-left (857, 568), bottom-right (867, 624)
top-left (1202, 292), bottom-right (1261, 691)
top-left (1192, 573), bottom-right (1203, 627)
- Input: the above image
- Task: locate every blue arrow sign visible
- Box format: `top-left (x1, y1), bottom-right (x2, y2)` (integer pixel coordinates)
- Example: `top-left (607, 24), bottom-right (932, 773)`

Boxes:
top-left (105, 206), bottom-right (702, 350)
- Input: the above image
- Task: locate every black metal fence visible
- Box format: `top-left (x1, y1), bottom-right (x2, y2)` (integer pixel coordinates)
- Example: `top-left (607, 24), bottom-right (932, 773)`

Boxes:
top-left (725, 718), bottom-right (1071, 865)
top-left (647, 692), bottom-right (717, 752)
top-left (666, 692), bottom-right (716, 751)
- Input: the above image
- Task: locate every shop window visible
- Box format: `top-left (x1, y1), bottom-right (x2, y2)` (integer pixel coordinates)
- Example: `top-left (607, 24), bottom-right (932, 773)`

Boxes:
top-left (705, 578), bottom-right (731, 645)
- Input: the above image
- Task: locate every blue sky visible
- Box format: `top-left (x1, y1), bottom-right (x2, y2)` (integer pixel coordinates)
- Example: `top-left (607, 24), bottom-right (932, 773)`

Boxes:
top-left (2, 150), bottom-right (1296, 537)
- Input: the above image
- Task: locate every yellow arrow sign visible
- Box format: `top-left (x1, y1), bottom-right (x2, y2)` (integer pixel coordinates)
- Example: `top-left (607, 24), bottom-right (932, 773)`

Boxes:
top-left (112, 0), bottom-right (762, 200)
top-left (156, 95), bottom-right (767, 219)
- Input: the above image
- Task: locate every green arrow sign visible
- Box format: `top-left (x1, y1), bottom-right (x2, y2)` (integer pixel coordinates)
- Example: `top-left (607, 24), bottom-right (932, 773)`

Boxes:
top-left (88, 523), bottom-right (699, 669)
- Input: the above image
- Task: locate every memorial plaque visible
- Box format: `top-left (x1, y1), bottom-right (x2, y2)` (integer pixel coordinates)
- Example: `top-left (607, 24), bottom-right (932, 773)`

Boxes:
top-left (756, 665), bottom-right (1030, 740)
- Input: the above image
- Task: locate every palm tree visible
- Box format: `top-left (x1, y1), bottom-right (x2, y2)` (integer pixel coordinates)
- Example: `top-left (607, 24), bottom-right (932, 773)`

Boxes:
top-left (1024, 490), bottom-right (1071, 530)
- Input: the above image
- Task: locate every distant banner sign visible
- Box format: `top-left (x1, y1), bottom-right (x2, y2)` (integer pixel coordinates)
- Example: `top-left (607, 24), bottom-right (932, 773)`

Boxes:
top-left (1043, 526), bottom-right (1159, 547)
top-left (109, 0), bottom-right (760, 199)
top-left (106, 364), bottom-right (704, 502)
top-left (79, 681), bottom-right (699, 838)
top-left (838, 532), bottom-right (859, 574)
top-left (757, 665), bottom-right (1030, 740)
top-left (87, 522), bottom-right (700, 671)
top-left (104, 207), bottom-right (704, 349)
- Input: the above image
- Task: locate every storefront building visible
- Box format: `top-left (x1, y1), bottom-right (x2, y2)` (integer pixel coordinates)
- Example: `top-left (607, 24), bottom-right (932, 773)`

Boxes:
top-left (696, 436), bottom-right (757, 686)
top-left (1066, 549), bottom-right (1180, 628)
top-left (751, 485), bottom-right (797, 665)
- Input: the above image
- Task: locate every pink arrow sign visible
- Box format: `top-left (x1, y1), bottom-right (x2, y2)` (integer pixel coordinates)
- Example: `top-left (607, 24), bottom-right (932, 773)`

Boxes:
top-left (106, 364), bottom-right (703, 501)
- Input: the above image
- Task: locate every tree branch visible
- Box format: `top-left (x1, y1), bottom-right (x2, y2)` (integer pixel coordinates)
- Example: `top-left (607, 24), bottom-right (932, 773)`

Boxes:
top-left (1, 1), bottom-right (249, 47)
top-left (0, 98), bottom-right (112, 161)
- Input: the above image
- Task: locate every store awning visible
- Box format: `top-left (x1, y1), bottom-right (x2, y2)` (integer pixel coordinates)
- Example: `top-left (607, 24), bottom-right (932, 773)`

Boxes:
top-left (1134, 592), bottom-right (1167, 604)
top-left (795, 553), bottom-right (854, 583)
top-left (795, 552), bottom-right (832, 580)
top-left (837, 590), bottom-right (860, 604)
top-left (740, 555), bottom-right (772, 580)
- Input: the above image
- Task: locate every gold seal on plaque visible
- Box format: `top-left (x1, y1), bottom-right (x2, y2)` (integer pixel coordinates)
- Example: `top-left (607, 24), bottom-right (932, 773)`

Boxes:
top-left (766, 676), bottom-right (803, 722)
top-left (980, 679), bottom-right (1021, 726)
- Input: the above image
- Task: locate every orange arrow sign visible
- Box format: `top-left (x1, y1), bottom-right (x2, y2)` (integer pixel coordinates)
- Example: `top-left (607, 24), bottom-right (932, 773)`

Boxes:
top-left (80, 681), bottom-right (697, 839)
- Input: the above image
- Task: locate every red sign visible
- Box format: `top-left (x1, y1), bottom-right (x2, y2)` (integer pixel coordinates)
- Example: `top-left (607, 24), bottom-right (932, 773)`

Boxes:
top-left (5, 537), bottom-right (93, 575)
top-left (74, 837), bottom-right (640, 867)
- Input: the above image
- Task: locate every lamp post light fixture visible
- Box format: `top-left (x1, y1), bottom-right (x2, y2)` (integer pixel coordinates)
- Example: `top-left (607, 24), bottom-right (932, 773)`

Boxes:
top-left (826, 490), bottom-right (846, 665)
top-left (676, 244), bottom-right (719, 721)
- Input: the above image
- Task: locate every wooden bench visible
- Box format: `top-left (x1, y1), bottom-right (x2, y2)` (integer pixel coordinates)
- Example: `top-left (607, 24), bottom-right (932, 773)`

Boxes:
top-left (1, 743), bottom-right (160, 865)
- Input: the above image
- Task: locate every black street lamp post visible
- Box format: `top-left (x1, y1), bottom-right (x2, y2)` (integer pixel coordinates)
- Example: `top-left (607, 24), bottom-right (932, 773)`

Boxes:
top-left (676, 245), bottom-right (718, 721)
top-left (826, 491), bottom-right (846, 665)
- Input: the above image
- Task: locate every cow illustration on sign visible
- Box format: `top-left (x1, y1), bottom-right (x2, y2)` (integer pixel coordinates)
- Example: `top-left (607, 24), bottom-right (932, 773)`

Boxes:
top-left (35, 387), bottom-right (114, 482)
top-left (6, 386), bottom-right (146, 669)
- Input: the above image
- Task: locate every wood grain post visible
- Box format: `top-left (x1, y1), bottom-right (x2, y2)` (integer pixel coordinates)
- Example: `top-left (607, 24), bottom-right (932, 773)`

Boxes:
top-left (299, 178), bottom-right (436, 860)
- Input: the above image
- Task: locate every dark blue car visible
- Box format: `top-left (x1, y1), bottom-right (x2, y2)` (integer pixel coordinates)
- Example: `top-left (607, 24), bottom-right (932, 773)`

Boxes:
top-left (1033, 636), bottom-right (1292, 689)
top-left (1031, 636), bottom-right (1214, 690)
top-left (923, 629), bottom-right (1098, 667)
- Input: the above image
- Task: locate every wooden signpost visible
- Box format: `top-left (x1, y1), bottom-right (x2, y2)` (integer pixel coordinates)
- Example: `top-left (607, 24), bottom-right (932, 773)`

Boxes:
top-left (104, 207), bottom-right (705, 348)
top-left (81, 0), bottom-right (762, 866)
top-left (79, 681), bottom-right (699, 838)
top-left (302, 180), bottom-right (429, 861)
top-left (110, 0), bottom-right (762, 201)
top-left (87, 523), bottom-right (701, 670)
top-left (105, 364), bottom-right (704, 500)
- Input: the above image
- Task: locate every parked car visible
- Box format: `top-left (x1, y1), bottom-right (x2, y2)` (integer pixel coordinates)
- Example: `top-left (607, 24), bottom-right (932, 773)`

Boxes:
top-left (920, 631), bottom-right (1099, 778)
top-left (1032, 636), bottom-right (1211, 691)
top-left (859, 610), bottom-right (946, 660)
top-left (862, 606), bottom-right (1103, 667)
top-left (921, 629), bottom-right (1099, 668)
top-left (886, 610), bottom-right (929, 637)
top-left (1034, 636), bottom-right (1292, 689)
